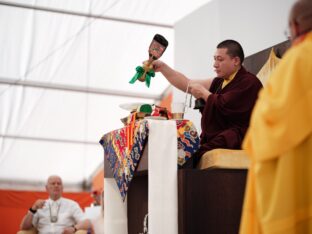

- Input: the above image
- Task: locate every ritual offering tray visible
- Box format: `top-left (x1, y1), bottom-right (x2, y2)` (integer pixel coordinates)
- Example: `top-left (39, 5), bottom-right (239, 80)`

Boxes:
top-left (119, 103), bottom-right (172, 126)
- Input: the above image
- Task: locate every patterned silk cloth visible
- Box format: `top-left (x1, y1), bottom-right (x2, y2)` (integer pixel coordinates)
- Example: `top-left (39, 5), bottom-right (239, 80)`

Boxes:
top-left (100, 119), bottom-right (199, 201)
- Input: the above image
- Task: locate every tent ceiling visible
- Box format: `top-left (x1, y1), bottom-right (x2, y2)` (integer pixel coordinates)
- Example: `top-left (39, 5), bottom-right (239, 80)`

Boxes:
top-left (0, 0), bottom-right (212, 191)
top-left (1, 0), bottom-right (212, 26)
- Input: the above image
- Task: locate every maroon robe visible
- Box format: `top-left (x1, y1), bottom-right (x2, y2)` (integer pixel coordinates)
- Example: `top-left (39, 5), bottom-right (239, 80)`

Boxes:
top-left (195, 66), bottom-right (263, 159)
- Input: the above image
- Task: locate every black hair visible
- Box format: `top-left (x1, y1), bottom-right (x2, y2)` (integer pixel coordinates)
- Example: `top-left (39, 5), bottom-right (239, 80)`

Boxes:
top-left (217, 39), bottom-right (244, 64)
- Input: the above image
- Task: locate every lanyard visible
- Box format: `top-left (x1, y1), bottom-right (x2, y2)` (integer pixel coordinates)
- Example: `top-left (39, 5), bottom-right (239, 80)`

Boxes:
top-left (49, 201), bottom-right (61, 223)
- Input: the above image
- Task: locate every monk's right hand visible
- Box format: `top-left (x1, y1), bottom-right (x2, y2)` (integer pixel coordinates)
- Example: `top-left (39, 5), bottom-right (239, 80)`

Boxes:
top-left (32, 199), bottom-right (45, 211)
top-left (151, 60), bottom-right (165, 72)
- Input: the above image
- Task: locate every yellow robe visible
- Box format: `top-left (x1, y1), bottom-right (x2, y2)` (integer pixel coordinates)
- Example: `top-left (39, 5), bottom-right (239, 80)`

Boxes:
top-left (240, 31), bottom-right (312, 234)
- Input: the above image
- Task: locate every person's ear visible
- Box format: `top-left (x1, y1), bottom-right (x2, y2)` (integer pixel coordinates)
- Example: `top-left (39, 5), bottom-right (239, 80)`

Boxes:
top-left (293, 20), bottom-right (301, 37)
top-left (290, 19), bottom-right (300, 40)
top-left (233, 56), bottom-right (240, 66)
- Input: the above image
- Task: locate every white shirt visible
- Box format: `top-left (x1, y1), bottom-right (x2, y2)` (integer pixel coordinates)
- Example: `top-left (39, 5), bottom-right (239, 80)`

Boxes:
top-left (32, 197), bottom-right (85, 234)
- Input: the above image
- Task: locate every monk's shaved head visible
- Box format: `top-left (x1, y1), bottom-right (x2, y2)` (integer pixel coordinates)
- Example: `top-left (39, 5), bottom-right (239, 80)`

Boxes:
top-left (289, 0), bottom-right (312, 34)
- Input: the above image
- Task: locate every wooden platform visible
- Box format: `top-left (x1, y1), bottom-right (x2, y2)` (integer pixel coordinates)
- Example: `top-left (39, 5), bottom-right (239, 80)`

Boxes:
top-left (178, 168), bottom-right (247, 234)
top-left (127, 168), bottom-right (247, 234)
top-left (105, 145), bottom-right (247, 234)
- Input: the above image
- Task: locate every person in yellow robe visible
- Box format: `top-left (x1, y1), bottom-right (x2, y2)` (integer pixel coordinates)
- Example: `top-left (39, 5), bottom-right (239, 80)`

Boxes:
top-left (240, 0), bottom-right (312, 233)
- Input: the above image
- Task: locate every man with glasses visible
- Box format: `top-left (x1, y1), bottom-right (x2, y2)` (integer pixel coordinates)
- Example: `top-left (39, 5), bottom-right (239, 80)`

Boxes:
top-left (152, 40), bottom-right (263, 166)
top-left (240, 0), bottom-right (312, 233)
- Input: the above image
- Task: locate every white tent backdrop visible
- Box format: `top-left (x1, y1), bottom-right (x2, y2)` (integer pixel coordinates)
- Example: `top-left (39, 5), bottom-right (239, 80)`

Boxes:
top-left (0, 0), bottom-right (212, 190)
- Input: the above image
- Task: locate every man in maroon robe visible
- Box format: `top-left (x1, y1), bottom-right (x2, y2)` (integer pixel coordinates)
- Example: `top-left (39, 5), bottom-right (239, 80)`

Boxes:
top-left (152, 40), bottom-right (263, 166)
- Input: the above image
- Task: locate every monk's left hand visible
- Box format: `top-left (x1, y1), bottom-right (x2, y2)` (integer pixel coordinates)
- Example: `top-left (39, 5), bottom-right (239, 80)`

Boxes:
top-left (189, 83), bottom-right (210, 100)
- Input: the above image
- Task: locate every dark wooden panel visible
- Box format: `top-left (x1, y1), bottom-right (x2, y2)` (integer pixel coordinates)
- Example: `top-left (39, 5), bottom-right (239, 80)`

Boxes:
top-left (178, 168), bottom-right (247, 234)
top-left (136, 143), bottom-right (148, 172)
top-left (127, 174), bottom-right (148, 234)
top-left (244, 40), bottom-right (291, 75)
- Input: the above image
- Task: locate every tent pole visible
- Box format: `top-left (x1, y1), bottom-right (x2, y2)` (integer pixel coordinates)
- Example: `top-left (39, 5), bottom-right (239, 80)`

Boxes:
top-left (0, 0), bottom-right (173, 28)
top-left (0, 76), bottom-right (161, 100)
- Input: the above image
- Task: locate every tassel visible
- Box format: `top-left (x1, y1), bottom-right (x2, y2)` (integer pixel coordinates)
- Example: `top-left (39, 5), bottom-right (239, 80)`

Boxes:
top-left (129, 64), bottom-right (155, 88)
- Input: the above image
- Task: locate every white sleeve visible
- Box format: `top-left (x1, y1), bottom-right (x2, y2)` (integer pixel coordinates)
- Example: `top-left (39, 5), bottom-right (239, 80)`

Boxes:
top-left (71, 201), bottom-right (85, 222)
top-left (32, 212), bottom-right (39, 228)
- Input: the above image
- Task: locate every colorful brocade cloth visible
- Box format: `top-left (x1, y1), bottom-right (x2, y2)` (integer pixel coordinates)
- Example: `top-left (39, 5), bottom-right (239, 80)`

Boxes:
top-left (100, 119), bottom-right (199, 201)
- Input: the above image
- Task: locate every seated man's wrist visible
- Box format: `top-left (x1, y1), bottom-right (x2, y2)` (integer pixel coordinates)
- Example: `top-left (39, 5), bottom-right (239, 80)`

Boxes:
top-left (28, 207), bottom-right (37, 214)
